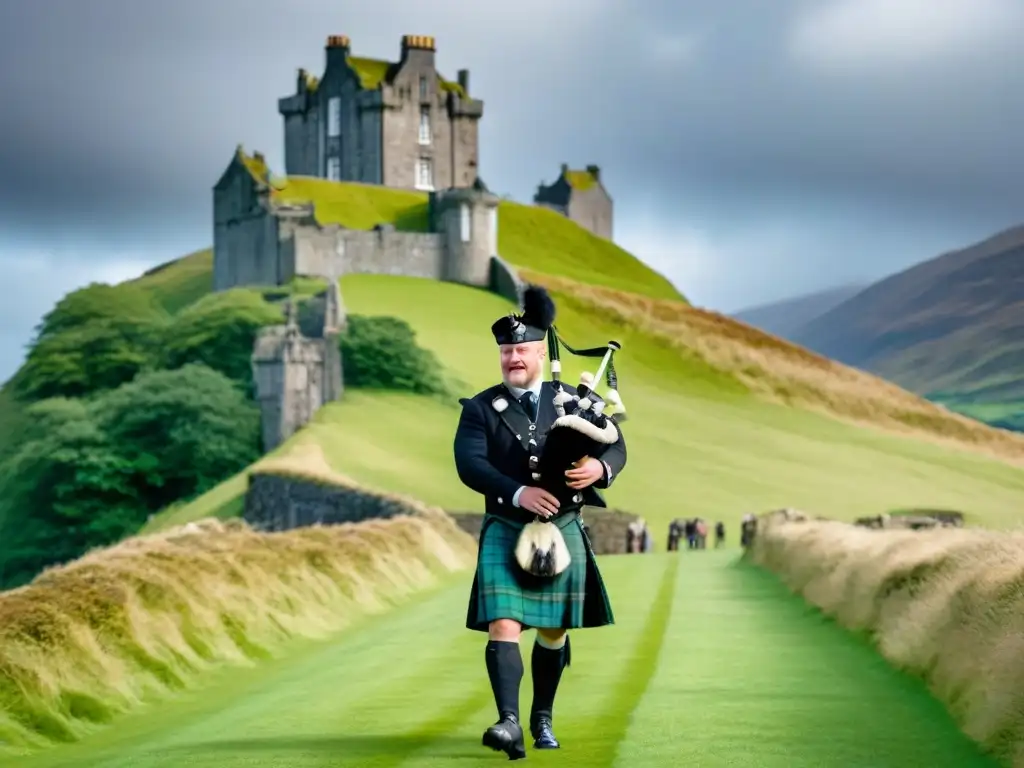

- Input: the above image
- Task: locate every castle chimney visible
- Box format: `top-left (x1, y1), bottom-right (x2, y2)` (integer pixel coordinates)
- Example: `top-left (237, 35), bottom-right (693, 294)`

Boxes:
top-left (560, 163), bottom-right (569, 175)
top-left (586, 164), bottom-right (601, 181)
top-left (297, 67), bottom-right (308, 92)
top-left (325, 35), bottom-right (351, 68)
top-left (457, 69), bottom-right (469, 94)
top-left (400, 34), bottom-right (437, 66)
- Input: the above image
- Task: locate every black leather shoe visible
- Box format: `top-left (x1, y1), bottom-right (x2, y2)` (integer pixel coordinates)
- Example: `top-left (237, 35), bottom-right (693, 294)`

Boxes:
top-left (482, 713), bottom-right (527, 760)
top-left (531, 716), bottom-right (560, 749)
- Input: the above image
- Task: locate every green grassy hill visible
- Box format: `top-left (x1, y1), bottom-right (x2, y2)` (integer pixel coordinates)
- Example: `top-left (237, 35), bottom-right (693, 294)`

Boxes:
top-left (9, 174), bottom-right (1024, 549)
top-left (132, 175), bottom-right (1024, 537)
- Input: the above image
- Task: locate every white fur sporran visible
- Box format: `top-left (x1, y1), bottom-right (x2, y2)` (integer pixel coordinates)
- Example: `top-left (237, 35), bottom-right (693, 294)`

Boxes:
top-left (515, 519), bottom-right (572, 577)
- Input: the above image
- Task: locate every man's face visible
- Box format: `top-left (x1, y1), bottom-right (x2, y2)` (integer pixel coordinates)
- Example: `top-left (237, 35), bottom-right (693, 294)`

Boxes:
top-left (500, 341), bottom-right (545, 388)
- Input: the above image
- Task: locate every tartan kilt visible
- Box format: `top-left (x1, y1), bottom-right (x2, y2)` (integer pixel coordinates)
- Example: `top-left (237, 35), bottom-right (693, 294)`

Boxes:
top-left (466, 512), bottom-right (615, 632)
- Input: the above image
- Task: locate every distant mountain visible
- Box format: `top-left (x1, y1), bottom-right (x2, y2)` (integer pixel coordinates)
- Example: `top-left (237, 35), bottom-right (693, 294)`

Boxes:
top-left (732, 284), bottom-right (868, 341)
top-left (792, 224), bottom-right (1024, 409)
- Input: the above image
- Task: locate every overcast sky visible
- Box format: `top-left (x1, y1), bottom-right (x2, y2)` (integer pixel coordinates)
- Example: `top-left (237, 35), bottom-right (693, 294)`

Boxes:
top-left (1, 0), bottom-right (1023, 382)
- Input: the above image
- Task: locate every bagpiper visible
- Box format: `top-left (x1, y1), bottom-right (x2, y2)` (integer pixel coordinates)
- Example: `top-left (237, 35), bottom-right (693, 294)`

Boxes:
top-left (454, 284), bottom-right (628, 759)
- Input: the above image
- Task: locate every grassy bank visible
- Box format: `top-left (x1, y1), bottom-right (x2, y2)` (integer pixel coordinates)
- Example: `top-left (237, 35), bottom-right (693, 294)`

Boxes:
top-left (746, 510), bottom-right (1024, 766)
top-left (1, 552), bottom-right (995, 767)
top-left (0, 496), bottom-right (475, 753)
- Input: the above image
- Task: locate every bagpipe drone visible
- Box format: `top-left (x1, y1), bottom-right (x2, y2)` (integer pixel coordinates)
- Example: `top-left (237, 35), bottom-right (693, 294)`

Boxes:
top-left (505, 285), bottom-right (628, 578)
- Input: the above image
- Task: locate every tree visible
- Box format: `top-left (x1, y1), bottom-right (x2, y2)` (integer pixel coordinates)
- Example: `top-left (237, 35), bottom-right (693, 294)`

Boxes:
top-left (90, 363), bottom-right (261, 510)
top-left (339, 315), bottom-right (451, 396)
top-left (0, 365), bottom-right (261, 588)
top-left (0, 398), bottom-right (140, 588)
top-left (31, 282), bottom-right (168, 342)
top-left (11, 283), bottom-right (169, 401)
top-left (162, 289), bottom-right (283, 390)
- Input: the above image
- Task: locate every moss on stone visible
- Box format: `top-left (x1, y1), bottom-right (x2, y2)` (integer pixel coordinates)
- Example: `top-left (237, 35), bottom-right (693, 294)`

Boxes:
top-left (237, 147), bottom-right (269, 183)
top-left (565, 169), bottom-right (598, 191)
top-left (347, 57), bottom-right (392, 90)
top-left (438, 77), bottom-right (467, 99)
top-left (341, 54), bottom-right (467, 100)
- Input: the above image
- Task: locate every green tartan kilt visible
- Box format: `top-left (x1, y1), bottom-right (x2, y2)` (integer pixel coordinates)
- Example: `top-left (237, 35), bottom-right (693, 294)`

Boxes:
top-left (466, 512), bottom-right (615, 632)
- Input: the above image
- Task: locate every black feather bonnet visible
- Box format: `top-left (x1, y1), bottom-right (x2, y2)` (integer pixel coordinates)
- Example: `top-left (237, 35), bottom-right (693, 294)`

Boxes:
top-left (491, 284), bottom-right (556, 346)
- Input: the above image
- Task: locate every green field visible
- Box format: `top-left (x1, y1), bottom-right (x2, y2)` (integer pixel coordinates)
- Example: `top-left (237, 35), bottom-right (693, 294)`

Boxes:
top-left (148, 273), bottom-right (1024, 537)
top-left (1, 552), bottom-right (994, 767)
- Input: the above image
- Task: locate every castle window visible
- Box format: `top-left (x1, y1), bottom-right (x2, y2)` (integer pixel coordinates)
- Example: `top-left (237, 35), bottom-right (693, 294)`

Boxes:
top-left (327, 97), bottom-right (341, 137)
top-left (327, 156), bottom-right (341, 181)
top-left (489, 208), bottom-right (498, 255)
top-left (415, 158), bottom-right (433, 191)
top-left (419, 106), bottom-right (431, 145)
top-left (419, 75), bottom-right (428, 100)
top-left (460, 204), bottom-right (471, 242)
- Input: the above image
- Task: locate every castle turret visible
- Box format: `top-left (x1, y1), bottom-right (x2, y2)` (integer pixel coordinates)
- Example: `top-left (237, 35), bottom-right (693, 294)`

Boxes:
top-left (434, 181), bottom-right (499, 288)
top-left (251, 300), bottom-right (326, 452)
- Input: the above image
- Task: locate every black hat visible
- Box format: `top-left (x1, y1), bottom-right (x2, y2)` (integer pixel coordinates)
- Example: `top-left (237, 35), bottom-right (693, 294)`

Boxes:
top-left (491, 285), bottom-right (556, 346)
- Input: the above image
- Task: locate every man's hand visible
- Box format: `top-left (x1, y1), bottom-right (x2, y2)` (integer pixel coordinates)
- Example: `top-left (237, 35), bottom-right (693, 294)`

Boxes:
top-left (519, 486), bottom-right (561, 518)
top-left (565, 457), bottom-right (604, 490)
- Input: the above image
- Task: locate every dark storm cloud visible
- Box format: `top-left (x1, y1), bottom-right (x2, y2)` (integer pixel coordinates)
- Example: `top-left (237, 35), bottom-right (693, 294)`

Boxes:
top-left (0, 0), bottom-right (1023, 382)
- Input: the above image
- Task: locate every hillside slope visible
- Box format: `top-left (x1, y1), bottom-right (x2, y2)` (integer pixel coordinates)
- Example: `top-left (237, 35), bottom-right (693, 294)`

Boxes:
top-left (147, 265), bottom-right (1024, 538)
top-left (792, 225), bottom-right (1024, 420)
top-left (732, 283), bottom-right (867, 341)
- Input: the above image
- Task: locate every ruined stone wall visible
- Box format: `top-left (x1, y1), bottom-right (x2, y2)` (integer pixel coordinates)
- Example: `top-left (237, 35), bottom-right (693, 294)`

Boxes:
top-left (244, 472), bottom-right (425, 531)
top-left (285, 223), bottom-right (445, 282)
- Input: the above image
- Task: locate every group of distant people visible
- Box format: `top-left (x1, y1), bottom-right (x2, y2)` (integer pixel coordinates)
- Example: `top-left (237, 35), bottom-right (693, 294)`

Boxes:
top-left (626, 518), bottom-right (654, 553)
top-left (666, 518), bottom-right (726, 551)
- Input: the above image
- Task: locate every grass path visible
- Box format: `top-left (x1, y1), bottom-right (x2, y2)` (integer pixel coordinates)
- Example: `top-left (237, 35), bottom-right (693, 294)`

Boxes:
top-left (4, 552), bottom-right (996, 767)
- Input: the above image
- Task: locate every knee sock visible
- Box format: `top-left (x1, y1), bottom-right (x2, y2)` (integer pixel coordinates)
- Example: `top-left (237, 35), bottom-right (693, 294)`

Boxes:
top-left (485, 640), bottom-right (523, 721)
top-left (531, 634), bottom-right (570, 723)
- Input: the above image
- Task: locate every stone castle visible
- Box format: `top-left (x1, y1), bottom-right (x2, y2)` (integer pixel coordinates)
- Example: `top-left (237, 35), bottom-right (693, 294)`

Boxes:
top-left (212, 34), bottom-right (615, 450)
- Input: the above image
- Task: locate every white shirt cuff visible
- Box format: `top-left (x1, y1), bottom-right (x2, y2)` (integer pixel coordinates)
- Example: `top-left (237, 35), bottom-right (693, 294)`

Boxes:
top-left (512, 486), bottom-right (526, 507)
top-left (603, 461), bottom-right (613, 484)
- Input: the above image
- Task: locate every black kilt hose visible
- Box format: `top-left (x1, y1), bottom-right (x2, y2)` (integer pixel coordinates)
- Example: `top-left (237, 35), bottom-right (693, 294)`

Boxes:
top-left (454, 381), bottom-right (626, 633)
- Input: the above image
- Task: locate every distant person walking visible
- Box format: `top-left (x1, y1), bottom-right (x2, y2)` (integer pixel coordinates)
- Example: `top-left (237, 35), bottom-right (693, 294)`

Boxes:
top-left (714, 521), bottom-right (725, 548)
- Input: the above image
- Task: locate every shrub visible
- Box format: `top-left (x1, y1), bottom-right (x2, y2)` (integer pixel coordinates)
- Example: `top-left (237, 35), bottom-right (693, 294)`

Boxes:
top-left (339, 315), bottom-right (451, 396)
top-left (0, 365), bottom-right (260, 589)
top-left (11, 283), bottom-right (170, 402)
top-left (162, 289), bottom-right (283, 390)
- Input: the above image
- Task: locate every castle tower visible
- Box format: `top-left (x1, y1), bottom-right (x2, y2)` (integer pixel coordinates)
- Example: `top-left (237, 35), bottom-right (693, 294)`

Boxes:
top-left (434, 179), bottom-right (500, 288)
top-left (251, 299), bottom-right (326, 452)
top-left (534, 163), bottom-right (614, 241)
top-left (277, 34), bottom-right (484, 189)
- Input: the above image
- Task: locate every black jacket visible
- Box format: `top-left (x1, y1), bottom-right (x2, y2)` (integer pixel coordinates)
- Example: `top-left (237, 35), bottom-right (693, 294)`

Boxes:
top-left (453, 380), bottom-right (627, 524)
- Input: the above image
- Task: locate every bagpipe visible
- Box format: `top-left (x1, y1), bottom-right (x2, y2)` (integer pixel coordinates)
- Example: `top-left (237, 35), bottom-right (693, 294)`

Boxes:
top-left (532, 327), bottom-right (627, 500)
top-left (513, 286), bottom-right (628, 578)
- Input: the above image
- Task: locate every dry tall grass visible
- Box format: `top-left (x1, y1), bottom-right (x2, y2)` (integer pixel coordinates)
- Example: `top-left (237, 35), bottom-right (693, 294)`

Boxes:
top-left (522, 269), bottom-right (1024, 463)
top-left (747, 511), bottom-right (1024, 766)
top-left (0, 501), bottom-right (476, 751)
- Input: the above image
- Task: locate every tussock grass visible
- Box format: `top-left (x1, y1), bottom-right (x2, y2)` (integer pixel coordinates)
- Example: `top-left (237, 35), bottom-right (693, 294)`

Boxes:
top-left (747, 511), bottom-right (1024, 766)
top-left (0, 494), bottom-right (476, 751)
top-left (525, 270), bottom-right (1024, 462)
